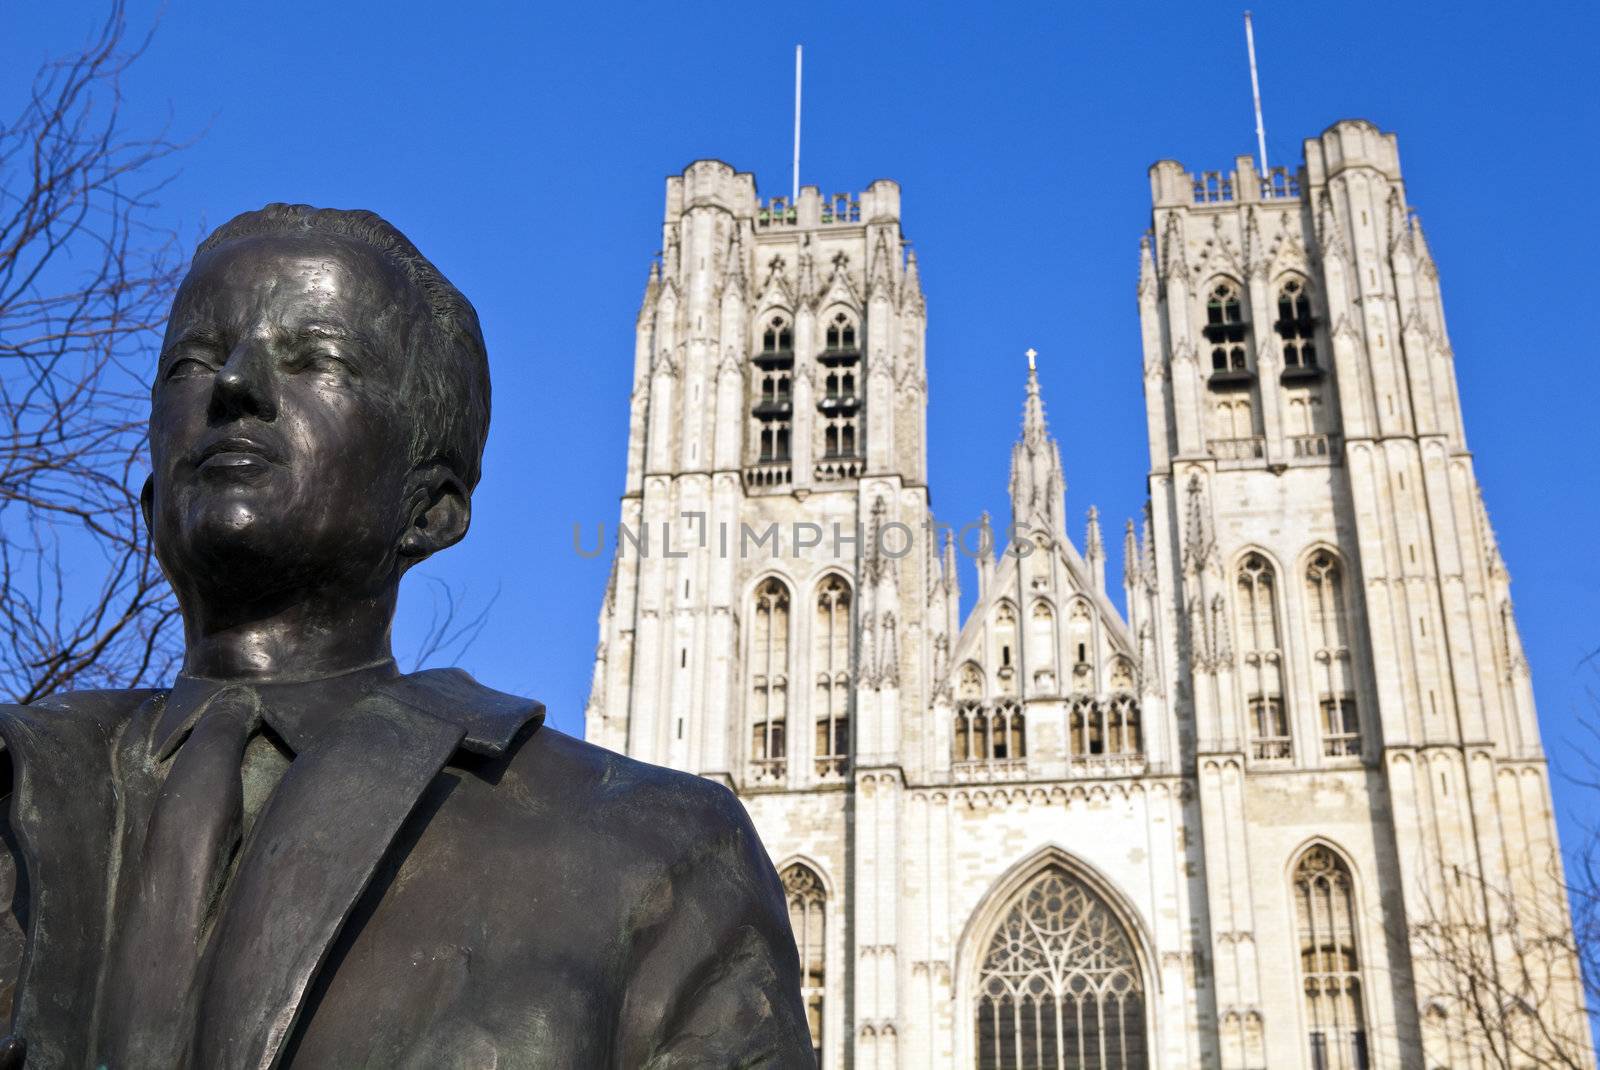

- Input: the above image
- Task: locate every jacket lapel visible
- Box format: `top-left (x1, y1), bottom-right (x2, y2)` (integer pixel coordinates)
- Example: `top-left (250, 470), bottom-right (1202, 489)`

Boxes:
top-left (191, 691), bottom-right (465, 1070)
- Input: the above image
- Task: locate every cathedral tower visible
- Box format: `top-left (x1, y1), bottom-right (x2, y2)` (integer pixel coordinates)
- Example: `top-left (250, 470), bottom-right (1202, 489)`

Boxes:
top-left (1141, 120), bottom-right (1584, 1067)
top-left (585, 161), bottom-right (936, 1064)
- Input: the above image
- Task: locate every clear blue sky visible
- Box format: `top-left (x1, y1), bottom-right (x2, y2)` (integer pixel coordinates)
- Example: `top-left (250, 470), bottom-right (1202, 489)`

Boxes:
top-left (8, 3), bottom-right (1599, 853)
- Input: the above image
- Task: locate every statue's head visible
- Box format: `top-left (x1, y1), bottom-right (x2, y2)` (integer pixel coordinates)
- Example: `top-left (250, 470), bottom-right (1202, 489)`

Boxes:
top-left (144, 205), bottom-right (490, 612)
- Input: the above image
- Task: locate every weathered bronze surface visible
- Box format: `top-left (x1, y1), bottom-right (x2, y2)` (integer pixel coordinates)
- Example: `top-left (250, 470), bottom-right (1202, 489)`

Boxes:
top-left (0, 206), bottom-right (813, 1068)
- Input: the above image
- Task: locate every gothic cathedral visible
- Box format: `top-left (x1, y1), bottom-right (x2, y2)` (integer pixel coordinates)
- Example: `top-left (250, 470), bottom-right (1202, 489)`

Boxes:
top-left (584, 121), bottom-right (1589, 1068)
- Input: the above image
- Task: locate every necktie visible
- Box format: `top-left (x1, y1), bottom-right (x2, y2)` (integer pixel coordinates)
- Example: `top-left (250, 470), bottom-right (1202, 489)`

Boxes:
top-left (97, 686), bottom-right (262, 1066)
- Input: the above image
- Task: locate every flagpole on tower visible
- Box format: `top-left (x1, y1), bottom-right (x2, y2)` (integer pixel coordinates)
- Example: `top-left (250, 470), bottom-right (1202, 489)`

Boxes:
top-left (1244, 12), bottom-right (1269, 179)
top-left (792, 45), bottom-right (803, 204)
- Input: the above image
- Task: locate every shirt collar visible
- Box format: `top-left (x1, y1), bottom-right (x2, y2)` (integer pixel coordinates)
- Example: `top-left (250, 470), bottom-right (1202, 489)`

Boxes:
top-left (153, 658), bottom-right (401, 761)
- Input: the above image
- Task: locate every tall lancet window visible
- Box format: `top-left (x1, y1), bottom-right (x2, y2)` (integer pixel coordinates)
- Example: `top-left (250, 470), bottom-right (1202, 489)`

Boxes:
top-left (954, 679), bottom-right (1022, 768)
top-left (814, 575), bottom-right (851, 776)
top-left (994, 603), bottom-right (1019, 695)
top-left (824, 311), bottom-right (857, 351)
top-left (1029, 601), bottom-right (1057, 691)
top-left (1306, 552), bottom-right (1359, 758)
top-left (754, 314), bottom-right (794, 465)
top-left (783, 864), bottom-right (827, 1065)
top-left (1204, 280), bottom-right (1250, 374)
top-left (1294, 846), bottom-right (1369, 1070)
top-left (749, 578), bottom-right (790, 779)
top-left (817, 309), bottom-right (861, 480)
top-left (975, 865), bottom-right (1148, 1069)
top-left (1237, 553), bottom-right (1291, 760)
top-left (1068, 600), bottom-right (1094, 693)
top-left (1276, 277), bottom-right (1318, 370)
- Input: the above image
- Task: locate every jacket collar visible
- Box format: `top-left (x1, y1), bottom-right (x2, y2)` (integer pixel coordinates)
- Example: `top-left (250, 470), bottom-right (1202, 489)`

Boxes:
top-left (151, 663), bottom-right (544, 762)
top-left (374, 667), bottom-right (546, 757)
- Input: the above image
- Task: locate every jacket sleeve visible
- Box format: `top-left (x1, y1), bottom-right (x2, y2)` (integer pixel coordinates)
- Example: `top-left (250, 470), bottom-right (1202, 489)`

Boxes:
top-left (0, 745), bottom-right (25, 1025)
top-left (615, 781), bottom-right (815, 1070)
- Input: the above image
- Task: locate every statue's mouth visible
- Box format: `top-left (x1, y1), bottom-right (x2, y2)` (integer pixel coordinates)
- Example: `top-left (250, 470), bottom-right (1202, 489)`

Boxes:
top-left (194, 435), bottom-right (282, 474)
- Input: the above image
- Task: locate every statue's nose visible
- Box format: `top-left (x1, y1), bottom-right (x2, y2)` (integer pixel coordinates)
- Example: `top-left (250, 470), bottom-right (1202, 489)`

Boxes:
top-left (210, 344), bottom-right (278, 422)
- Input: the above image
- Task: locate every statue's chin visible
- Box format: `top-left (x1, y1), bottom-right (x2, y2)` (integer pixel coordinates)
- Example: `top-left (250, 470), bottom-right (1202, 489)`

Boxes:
top-left (161, 499), bottom-right (402, 612)
top-left (161, 501), bottom-right (312, 604)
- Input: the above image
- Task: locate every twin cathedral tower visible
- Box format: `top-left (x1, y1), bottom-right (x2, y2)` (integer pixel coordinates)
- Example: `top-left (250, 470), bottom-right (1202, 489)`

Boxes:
top-left (584, 120), bottom-right (1586, 1068)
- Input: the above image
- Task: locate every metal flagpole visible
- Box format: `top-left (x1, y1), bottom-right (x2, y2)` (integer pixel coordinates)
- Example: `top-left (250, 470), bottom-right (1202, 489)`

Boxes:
top-left (792, 45), bottom-right (803, 205)
top-left (1244, 12), bottom-right (1268, 180)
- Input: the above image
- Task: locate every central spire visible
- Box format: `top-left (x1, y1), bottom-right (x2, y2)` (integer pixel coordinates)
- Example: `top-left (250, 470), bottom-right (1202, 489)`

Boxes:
top-left (1021, 350), bottom-right (1049, 449)
top-left (1009, 349), bottom-right (1066, 539)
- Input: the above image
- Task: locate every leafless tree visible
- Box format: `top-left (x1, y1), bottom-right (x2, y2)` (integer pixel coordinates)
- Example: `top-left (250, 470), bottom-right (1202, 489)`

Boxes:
top-left (1400, 663), bottom-right (1600, 1069)
top-left (0, 2), bottom-right (186, 702)
top-left (1407, 858), bottom-right (1594, 1069)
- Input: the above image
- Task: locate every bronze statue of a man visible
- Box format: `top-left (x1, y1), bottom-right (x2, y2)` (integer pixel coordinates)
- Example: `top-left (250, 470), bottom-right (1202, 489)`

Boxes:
top-left (0, 206), bottom-right (813, 1068)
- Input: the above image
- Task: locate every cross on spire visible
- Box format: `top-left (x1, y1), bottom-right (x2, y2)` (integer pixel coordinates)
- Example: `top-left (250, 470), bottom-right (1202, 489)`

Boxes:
top-left (1026, 347), bottom-right (1037, 372)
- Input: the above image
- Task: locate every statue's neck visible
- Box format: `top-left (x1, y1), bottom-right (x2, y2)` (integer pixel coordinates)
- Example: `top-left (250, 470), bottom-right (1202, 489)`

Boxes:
top-left (180, 586), bottom-right (397, 682)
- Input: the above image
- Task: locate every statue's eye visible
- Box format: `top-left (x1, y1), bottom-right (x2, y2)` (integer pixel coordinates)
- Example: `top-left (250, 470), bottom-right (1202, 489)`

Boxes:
top-left (290, 350), bottom-right (354, 378)
top-left (164, 356), bottom-right (215, 380)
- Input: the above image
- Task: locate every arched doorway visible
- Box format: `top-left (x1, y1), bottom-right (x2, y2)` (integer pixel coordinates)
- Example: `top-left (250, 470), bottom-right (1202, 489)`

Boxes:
top-left (973, 864), bottom-right (1148, 1069)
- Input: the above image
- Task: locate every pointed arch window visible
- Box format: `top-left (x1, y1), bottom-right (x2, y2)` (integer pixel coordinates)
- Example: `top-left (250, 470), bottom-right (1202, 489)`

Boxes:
top-left (975, 865), bottom-right (1148, 1069)
top-left (749, 578), bottom-right (790, 779)
top-left (817, 310), bottom-right (861, 479)
top-left (814, 575), bottom-right (851, 777)
top-left (1237, 553), bottom-right (1291, 761)
top-left (1293, 846), bottom-right (1369, 1070)
top-left (1029, 601), bottom-right (1057, 690)
top-left (1068, 694), bottom-right (1143, 765)
top-left (1204, 280), bottom-right (1251, 376)
top-left (824, 310), bottom-right (857, 352)
top-left (1276, 278), bottom-right (1319, 371)
top-left (954, 702), bottom-right (1024, 766)
top-left (1307, 552), bottom-right (1360, 758)
top-left (1068, 600), bottom-right (1094, 693)
top-left (753, 314), bottom-right (794, 467)
top-left (762, 314), bottom-right (794, 356)
top-left (994, 603), bottom-right (1019, 695)
top-left (783, 864), bottom-right (827, 1064)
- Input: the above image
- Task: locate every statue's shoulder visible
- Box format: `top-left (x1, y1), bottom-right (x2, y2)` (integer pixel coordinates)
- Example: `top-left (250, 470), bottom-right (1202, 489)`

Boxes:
top-left (0, 687), bottom-right (160, 756)
top-left (375, 668), bottom-right (751, 860)
top-left (497, 726), bottom-right (754, 857)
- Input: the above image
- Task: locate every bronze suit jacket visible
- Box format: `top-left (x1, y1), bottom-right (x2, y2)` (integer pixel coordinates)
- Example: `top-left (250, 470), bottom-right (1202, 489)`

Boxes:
top-left (0, 670), bottom-right (813, 1068)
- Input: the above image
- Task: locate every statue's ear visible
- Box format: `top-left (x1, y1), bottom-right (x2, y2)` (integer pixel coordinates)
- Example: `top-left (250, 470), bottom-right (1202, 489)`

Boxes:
top-left (140, 474), bottom-right (155, 531)
top-left (399, 464), bottom-right (471, 562)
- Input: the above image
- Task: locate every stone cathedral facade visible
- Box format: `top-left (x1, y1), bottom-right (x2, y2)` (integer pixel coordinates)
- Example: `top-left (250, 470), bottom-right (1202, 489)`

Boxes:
top-left (584, 121), bottom-right (1588, 1069)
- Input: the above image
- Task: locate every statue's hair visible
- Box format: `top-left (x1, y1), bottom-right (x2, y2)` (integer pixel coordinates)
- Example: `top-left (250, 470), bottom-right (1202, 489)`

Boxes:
top-left (194, 204), bottom-right (491, 490)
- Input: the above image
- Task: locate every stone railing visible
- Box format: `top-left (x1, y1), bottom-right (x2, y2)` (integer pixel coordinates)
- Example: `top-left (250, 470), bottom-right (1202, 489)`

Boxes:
top-left (1068, 753), bottom-right (1148, 779)
top-left (951, 758), bottom-right (1029, 783)
top-left (1289, 433), bottom-right (1339, 460)
top-left (815, 756), bottom-right (849, 778)
top-left (1208, 436), bottom-right (1265, 463)
top-left (1322, 735), bottom-right (1361, 759)
top-left (1260, 167), bottom-right (1301, 199)
top-left (743, 461), bottom-right (792, 490)
top-left (1193, 171), bottom-right (1234, 203)
top-left (756, 198), bottom-right (797, 228)
top-left (820, 193), bottom-right (860, 224)
top-left (814, 458), bottom-right (863, 482)
top-left (1191, 167), bottom-right (1301, 204)
top-left (747, 759), bottom-right (787, 784)
top-left (1251, 737), bottom-right (1293, 762)
top-left (756, 193), bottom-right (863, 228)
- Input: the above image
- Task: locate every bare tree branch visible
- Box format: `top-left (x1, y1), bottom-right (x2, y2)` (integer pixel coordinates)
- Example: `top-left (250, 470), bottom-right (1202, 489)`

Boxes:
top-left (407, 576), bottom-right (500, 672)
top-left (0, 1), bottom-right (189, 701)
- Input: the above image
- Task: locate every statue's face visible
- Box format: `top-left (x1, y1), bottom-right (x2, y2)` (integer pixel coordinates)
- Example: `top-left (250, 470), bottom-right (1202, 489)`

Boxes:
top-left (148, 232), bottom-right (429, 603)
